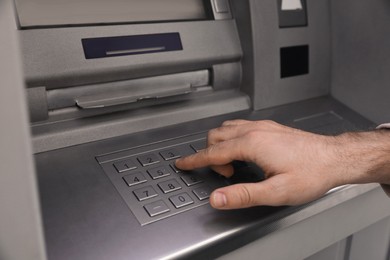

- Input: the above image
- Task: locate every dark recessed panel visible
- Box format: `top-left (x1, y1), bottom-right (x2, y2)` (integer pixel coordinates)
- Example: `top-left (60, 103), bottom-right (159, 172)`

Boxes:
top-left (82, 33), bottom-right (183, 59)
top-left (280, 45), bottom-right (309, 78)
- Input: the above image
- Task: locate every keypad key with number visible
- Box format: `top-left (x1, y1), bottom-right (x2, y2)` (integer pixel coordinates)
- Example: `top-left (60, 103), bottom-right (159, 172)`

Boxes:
top-left (169, 193), bottom-right (194, 209)
top-left (190, 140), bottom-right (206, 153)
top-left (170, 164), bottom-right (182, 173)
top-left (181, 175), bottom-right (204, 187)
top-left (148, 166), bottom-right (171, 180)
top-left (144, 200), bottom-right (170, 217)
top-left (123, 172), bottom-right (147, 187)
top-left (137, 154), bottom-right (160, 167)
top-left (160, 149), bottom-right (181, 161)
top-left (113, 159), bottom-right (137, 173)
top-left (133, 186), bottom-right (158, 201)
top-left (158, 179), bottom-right (182, 194)
top-left (193, 186), bottom-right (213, 201)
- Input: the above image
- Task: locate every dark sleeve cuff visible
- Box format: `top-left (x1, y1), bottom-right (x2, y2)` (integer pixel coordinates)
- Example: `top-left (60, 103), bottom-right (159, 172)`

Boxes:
top-left (377, 123), bottom-right (390, 129)
top-left (381, 184), bottom-right (390, 197)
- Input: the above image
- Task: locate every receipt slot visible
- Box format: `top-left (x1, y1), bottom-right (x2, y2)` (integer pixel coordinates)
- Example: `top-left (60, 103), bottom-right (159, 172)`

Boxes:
top-left (278, 0), bottom-right (308, 28)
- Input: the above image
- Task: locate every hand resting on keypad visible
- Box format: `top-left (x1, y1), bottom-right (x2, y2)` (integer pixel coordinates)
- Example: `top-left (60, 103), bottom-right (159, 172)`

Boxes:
top-left (176, 120), bottom-right (390, 210)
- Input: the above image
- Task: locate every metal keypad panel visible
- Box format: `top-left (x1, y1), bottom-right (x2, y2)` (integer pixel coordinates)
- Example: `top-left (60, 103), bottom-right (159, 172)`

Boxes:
top-left (98, 134), bottom-right (228, 226)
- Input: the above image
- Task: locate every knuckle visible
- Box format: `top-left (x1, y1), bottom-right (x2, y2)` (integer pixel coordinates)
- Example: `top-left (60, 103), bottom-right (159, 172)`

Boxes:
top-left (245, 130), bottom-right (259, 139)
top-left (243, 131), bottom-right (262, 149)
top-left (207, 130), bottom-right (217, 146)
top-left (222, 120), bottom-right (234, 126)
top-left (256, 120), bottom-right (277, 127)
top-left (207, 127), bottom-right (227, 144)
top-left (207, 128), bottom-right (219, 140)
top-left (204, 145), bottom-right (215, 157)
top-left (222, 119), bottom-right (250, 126)
top-left (236, 185), bottom-right (253, 206)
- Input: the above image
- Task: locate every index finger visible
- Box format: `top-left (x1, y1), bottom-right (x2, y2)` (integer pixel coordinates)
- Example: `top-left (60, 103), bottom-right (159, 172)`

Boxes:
top-left (175, 138), bottom-right (249, 170)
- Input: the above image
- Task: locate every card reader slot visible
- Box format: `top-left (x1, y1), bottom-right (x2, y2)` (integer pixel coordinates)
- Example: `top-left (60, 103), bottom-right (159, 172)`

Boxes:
top-left (105, 47), bottom-right (166, 56)
top-left (82, 33), bottom-right (182, 59)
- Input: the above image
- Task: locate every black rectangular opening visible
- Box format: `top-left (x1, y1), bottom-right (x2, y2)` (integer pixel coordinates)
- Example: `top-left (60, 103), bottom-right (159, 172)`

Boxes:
top-left (280, 45), bottom-right (309, 78)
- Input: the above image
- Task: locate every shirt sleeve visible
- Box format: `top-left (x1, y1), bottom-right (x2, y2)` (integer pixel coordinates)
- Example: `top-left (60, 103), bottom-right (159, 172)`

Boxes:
top-left (377, 123), bottom-right (390, 197)
top-left (377, 123), bottom-right (390, 129)
top-left (382, 185), bottom-right (390, 197)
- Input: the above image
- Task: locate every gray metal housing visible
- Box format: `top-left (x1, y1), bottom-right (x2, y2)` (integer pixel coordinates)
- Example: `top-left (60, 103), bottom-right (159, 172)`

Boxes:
top-left (1, 0), bottom-right (390, 259)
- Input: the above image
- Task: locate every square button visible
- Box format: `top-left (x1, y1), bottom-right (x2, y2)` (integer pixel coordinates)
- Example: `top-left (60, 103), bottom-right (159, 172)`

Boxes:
top-left (169, 193), bottom-right (194, 209)
top-left (160, 149), bottom-right (181, 161)
top-left (181, 175), bottom-right (204, 187)
top-left (170, 164), bottom-right (182, 173)
top-left (190, 140), bottom-right (206, 153)
top-left (158, 179), bottom-right (182, 194)
top-left (113, 160), bottom-right (137, 173)
top-left (193, 186), bottom-right (213, 201)
top-left (148, 166), bottom-right (171, 180)
top-left (137, 154), bottom-right (160, 167)
top-left (133, 186), bottom-right (158, 201)
top-left (144, 200), bottom-right (170, 217)
top-left (123, 172), bottom-right (147, 187)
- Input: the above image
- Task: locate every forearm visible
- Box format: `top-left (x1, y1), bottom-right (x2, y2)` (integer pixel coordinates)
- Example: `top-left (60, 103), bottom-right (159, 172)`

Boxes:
top-left (332, 130), bottom-right (390, 187)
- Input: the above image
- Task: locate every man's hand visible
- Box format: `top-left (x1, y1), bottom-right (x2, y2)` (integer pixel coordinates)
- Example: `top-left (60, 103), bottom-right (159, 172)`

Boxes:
top-left (175, 120), bottom-right (390, 209)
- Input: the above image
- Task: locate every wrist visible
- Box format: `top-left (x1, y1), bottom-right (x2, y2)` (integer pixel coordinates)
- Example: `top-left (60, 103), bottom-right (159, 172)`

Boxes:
top-left (331, 130), bottom-right (390, 186)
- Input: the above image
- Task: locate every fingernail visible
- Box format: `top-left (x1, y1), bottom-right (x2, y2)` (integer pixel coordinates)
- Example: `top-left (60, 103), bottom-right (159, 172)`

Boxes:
top-left (212, 191), bottom-right (227, 208)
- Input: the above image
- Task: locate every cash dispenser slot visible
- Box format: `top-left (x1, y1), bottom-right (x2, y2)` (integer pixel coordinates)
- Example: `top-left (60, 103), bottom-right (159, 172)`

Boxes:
top-left (27, 69), bottom-right (213, 122)
top-left (75, 84), bottom-right (193, 109)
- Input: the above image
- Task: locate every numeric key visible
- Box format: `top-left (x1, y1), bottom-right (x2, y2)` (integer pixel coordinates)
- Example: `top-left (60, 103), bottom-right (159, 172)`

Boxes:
top-left (148, 166), bottom-right (171, 180)
top-left (113, 159), bottom-right (137, 173)
top-left (169, 193), bottom-right (194, 208)
top-left (181, 175), bottom-right (204, 187)
top-left (123, 172), bottom-right (147, 187)
top-left (137, 154), bottom-right (160, 166)
top-left (193, 186), bottom-right (213, 201)
top-left (133, 186), bottom-right (158, 201)
top-left (158, 179), bottom-right (182, 194)
top-left (144, 200), bottom-right (170, 217)
top-left (190, 140), bottom-right (206, 153)
top-left (160, 149), bottom-right (181, 161)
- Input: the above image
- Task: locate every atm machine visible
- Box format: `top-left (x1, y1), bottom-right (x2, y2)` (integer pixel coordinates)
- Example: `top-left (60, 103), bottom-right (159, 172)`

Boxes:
top-left (1, 0), bottom-right (390, 259)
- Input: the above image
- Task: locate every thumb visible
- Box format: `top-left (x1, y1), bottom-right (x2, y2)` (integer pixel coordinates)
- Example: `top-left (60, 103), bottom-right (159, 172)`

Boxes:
top-left (210, 177), bottom-right (290, 209)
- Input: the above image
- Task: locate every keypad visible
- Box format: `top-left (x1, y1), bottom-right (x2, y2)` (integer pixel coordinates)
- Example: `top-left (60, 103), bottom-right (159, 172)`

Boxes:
top-left (99, 136), bottom-right (228, 225)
